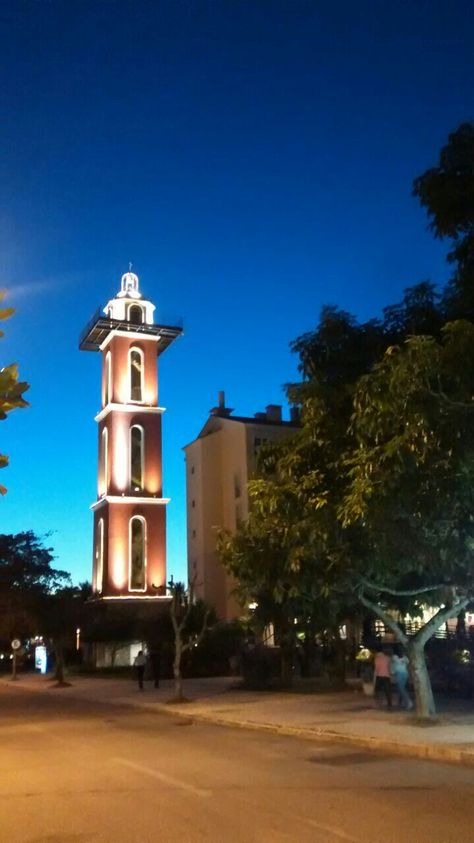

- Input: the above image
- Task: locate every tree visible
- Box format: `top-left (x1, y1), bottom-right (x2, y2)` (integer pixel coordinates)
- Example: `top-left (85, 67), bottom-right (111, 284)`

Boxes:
top-left (217, 429), bottom-right (351, 686)
top-left (42, 583), bottom-right (91, 685)
top-left (413, 122), bottom-right (474, 320)
top-left (0, 531), bottom-right (70, 644)
top-left (0, 292), bottom-right (29, 494)
top-left (341, 322), bottom-right (474, 716)
top-left (167, 579), bottom-right (213, 701)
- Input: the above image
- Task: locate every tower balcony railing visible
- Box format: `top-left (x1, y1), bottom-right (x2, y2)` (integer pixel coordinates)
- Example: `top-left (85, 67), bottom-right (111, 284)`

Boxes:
top-left (79, 308), bottom-right (183, 352)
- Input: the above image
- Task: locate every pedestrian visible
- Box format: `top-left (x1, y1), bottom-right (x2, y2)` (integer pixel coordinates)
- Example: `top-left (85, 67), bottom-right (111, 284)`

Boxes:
top-left (149, 647), bottom-right (161, 689)
top-left (373, 646), bottom-right (393, 709)
top-left (391, 648), bottom-right (413, 710)
top-left (133, 650), bottom-right (146, 690)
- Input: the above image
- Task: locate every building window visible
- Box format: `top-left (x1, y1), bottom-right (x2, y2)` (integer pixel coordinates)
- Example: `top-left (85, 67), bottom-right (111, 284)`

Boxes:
top-left (104, 352), bottom-right (111, 406)
top-left (128, 304), bottom-right (143, 324)
top-left (192, 529), bottom-right (196, 538)
top-left (95, 518), bottom-right (104, 593)
top-left (130, 425), bottom-right (144, 491)
top-left (235, 504), bottom-right (243, 527)
top-left (192, 499), bottom-right (195, 508)
top-left (129, 348), bottom-right (144, 402)
top-left (99, 427), bottom-right (108, 496)
top-left (191, 466), bottom-right (195, 474)
top-left (129, 516), bottom-right (146, 591)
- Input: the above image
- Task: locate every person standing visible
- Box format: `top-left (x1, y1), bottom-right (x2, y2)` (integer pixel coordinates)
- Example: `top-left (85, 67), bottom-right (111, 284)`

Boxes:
top-left (391, 649), bottom-right (413, 710)
top-left (373, 647), bottom-right (393, 709)
top-left (133, 650), bottom-right (146, 690)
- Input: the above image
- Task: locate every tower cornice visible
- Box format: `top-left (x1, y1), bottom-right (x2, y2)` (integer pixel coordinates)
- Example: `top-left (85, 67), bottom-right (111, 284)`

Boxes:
top-left (99, 329), bottom-right (161, 352)
top-left (95, 403), bottom-right (166, 423)
top-left (91, 495), bottom-right (170, 511)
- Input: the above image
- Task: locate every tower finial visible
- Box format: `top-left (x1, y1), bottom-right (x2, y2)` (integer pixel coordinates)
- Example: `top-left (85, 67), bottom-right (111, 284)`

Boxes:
top-left (129, 261), bottom-right (133, 272)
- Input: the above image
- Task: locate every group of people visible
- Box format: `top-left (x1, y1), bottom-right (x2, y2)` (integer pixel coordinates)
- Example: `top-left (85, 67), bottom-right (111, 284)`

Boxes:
top-left (373, 646), bottom-right (414, 710)
top-left (133, 649), bottom-right (161, 691)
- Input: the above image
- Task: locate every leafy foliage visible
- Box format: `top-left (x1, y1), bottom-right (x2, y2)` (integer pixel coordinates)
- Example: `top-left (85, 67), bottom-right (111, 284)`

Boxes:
top-left (0, 531), bottom-right (70, 640)
top-left (413, 122), bottom-right (474, 319)
top-left (0, 291), bottom-right (29, 494)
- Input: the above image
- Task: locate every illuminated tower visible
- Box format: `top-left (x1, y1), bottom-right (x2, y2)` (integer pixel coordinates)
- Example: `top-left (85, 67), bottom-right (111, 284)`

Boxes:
top-left (79, 270), bottom-right (182, 600)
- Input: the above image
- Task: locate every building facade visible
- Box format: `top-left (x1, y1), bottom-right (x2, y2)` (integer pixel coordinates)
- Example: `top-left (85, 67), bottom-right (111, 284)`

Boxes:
top-left (80, 270), bottom-right (182, 603)
top-left (184, 392), bottom-right (299, 620)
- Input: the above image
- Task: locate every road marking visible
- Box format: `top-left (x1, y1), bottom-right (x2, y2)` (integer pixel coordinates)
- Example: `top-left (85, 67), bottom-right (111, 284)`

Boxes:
top-left (113, 758), bottom-right (211, 798)
top-left (305, 819), bottom-right (367, 842)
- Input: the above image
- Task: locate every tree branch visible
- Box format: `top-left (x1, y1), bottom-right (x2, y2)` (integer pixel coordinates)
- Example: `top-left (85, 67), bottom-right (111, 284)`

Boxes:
top-left (181, 608), bottom-right (211, 655)
top-left (359, 577), bottom-right (450, 598)
top-left (414, 598), bottom-right (471, 647)
top-left (358, 590), bottom-right (408, 646)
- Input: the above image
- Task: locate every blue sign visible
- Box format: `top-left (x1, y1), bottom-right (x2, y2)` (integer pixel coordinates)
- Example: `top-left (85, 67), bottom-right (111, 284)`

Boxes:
top-left (35, 645), bottom-right (48, 675)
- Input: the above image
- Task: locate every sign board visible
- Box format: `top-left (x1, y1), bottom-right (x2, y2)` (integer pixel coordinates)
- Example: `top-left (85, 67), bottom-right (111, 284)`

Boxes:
top-left (35, 645), bottom-right (48, 675)
top-left (11, 639), bottom-right (21, 651)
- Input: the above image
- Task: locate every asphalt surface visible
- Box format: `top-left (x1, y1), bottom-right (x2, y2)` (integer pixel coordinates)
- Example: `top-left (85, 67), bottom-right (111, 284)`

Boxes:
top-left (1, 684), bottom-right (473, 843)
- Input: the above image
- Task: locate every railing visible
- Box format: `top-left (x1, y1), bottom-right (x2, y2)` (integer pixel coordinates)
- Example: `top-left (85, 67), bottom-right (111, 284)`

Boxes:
top-left (79, 307), bottom-right (183, 348)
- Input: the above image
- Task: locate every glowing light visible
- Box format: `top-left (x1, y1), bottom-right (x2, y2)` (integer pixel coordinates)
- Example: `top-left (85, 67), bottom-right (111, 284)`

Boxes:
top-left (113, 416), bottom-right (129, 492)
top-left (110, 538), bottom-right (127, 589)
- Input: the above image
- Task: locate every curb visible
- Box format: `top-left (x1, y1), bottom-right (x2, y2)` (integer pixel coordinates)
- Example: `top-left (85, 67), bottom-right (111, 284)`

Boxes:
top-left (148, 706), bottom-right (474, 768)
top-left (6, 678), bottom-right (474, 768)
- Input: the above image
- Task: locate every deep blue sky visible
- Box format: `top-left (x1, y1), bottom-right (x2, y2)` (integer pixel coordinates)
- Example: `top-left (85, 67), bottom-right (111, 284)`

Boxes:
top-left (1, 0), bottom-right (473, 584)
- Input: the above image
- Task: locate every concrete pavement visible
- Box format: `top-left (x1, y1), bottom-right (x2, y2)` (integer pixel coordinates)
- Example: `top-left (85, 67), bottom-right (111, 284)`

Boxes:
top-left (6, 672), bottom-right (474, 768)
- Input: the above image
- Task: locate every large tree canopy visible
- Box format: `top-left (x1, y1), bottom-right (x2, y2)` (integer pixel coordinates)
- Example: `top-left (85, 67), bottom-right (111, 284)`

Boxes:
top-left (0, 531), bottom-right (70, 640)
top-left (413, 122), bottom-right (474, 319)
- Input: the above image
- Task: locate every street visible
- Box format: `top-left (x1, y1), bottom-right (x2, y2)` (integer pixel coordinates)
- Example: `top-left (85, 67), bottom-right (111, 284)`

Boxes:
top-left (0, 684), bottom-right (473, 843)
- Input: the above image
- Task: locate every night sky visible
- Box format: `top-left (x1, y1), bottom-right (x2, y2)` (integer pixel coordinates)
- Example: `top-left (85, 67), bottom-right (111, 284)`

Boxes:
top-left (1, 0), bottom-right (473, 584)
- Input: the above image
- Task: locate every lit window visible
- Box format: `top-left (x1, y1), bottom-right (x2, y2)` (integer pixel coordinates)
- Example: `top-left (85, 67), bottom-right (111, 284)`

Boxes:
top-left (130, 348), bottom-right (144, 402)
top-left (95, 518), bottom-right (104, 593)
top-left (130, 425), bottom-right (144, 491)
top-left (99, 427), bottom-right (108, 495)
top-left (130, 516), bottom-right (146, 591)
top-left (128, 304), bottom-right (143, 324)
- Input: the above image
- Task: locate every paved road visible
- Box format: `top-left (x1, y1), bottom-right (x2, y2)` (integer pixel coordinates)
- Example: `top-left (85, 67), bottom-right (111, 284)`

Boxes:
top-left (1, 685), bottom-right (473, 843)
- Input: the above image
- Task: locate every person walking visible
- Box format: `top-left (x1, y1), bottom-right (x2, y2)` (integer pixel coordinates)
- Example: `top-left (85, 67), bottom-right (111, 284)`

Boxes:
top-left (133, 650), bottom-right (146, 690)
top-left (373, 647), bottom-right (393, 709)
top-left (149, 647), bottom-right (161, 689)
top-left (391, 648), bottom-right (413, 710)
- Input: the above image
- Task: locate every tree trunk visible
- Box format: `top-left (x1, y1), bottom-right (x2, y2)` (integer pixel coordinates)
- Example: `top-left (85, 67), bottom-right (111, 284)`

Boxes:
top-left (54, 645), bottom-right (66, 685)
top-left (173, 640), bottom-right (183, 700)
top-left (407, 641), bottom-right (436, 718)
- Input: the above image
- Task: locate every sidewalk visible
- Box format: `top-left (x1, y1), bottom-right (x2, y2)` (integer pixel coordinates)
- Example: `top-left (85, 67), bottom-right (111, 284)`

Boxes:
top-left (4, 672), bottom-right (474, 767)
